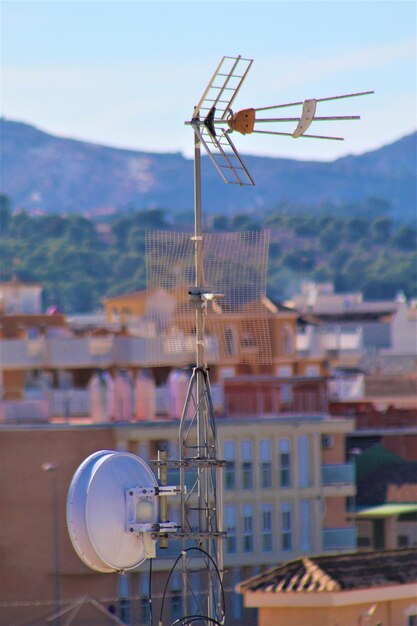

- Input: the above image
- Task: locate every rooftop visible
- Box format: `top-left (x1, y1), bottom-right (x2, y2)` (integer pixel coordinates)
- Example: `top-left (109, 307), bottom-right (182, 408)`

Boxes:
top-left (238, 548), bottom-right (417, 594)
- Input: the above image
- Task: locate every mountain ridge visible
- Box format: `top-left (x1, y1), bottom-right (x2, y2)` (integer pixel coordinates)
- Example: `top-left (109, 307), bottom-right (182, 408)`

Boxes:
top-left (1, 118), bottom-right (415, 221)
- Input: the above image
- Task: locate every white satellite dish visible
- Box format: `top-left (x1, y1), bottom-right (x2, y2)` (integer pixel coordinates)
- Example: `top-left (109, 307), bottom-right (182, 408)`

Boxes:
top-left (67, 450), bottom-right (158, 573)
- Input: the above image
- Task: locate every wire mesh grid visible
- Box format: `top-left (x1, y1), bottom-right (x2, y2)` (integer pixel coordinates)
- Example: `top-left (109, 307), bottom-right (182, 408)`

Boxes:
top-left (145, 229), bottom-right (271, 366)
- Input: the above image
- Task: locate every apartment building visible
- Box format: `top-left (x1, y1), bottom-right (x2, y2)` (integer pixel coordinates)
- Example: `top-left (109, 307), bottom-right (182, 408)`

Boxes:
top-left (0, 283), bottom-right (327, 422)
top-left (0, 410), bottom-right (355, 626)
top-left (116, 412), bottom-right (355, 624)
top-left (0, 281), bottom-right (354, 624)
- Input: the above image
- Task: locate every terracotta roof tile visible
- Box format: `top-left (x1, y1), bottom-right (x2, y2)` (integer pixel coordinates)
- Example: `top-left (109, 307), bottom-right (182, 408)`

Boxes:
top-left (238, 548), bottom-right (417, 593)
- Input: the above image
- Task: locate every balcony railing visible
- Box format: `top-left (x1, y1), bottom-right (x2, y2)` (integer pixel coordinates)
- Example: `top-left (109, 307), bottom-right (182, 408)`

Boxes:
top-left (0, 335), bottom-right (220, 369)
top-left (49, 389), bottom-right (90, 417)
top-left (322, 527), bottom-right (356, 551)
top-left (0, 399), bottom-right (49, 423)
top-left (322, 463), bottom-right (355, 485)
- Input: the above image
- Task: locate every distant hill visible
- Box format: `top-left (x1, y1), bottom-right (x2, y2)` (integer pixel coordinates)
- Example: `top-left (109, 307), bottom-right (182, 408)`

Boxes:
top-left (0, 118), bottom-right (416, 221)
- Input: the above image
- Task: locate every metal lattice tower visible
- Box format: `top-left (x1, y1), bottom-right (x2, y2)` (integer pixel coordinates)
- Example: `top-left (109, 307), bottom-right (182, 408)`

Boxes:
top-left (149, 55), bottom-right (373, 625)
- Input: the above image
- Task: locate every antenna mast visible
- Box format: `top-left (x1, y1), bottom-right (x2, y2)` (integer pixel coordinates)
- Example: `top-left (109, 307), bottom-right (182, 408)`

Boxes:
top-left (66, 54), bottom-right (373, 626)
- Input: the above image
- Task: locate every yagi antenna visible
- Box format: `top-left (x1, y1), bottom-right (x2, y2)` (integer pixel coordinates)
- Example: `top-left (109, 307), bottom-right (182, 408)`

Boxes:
top-left (187, 54), bottom-right (374, 184)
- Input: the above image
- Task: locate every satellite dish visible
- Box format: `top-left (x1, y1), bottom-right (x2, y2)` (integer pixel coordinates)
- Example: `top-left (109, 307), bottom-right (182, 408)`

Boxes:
top-left (67, 450), bottom-right (158, 572)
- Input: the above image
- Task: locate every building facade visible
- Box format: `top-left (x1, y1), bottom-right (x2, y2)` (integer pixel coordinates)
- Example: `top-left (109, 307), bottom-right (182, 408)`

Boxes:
top-left (0, 411), bottom-right (355, 626)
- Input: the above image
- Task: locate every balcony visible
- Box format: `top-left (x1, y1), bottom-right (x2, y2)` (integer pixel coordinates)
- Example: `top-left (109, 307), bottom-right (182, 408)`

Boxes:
top-left (0, 335), bottom-right (220, 370)
top-left (0, 399), bottom-right (49, 423)
top-left (322, 463), bottom-right (355, 498)
top-left (328, 375), bottom-right (365, 401)
top-left (322, 526), bottom-right (356, 551)
top-left (322, 463), bottom-right (355, 485)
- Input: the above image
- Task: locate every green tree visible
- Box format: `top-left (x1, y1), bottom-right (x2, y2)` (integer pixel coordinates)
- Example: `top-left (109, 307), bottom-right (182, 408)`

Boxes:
top-left (319, 222), bottom-right (342, 251)
top-left (282, 249), bottom-right (316, 272)
top-left (231, 214), bottom-right (260, 231)
top-left (211, 215), bottom-right (230, 231)
top-left (0, 194), bottom-right (11, 233)
top-left (393, 225), bottom-right (416, 250)
top-left (345, 217), bottom-right (370, 239)
top-left (371, 216), bottom-right (392, 243)
top-left (9, 211), bottom-right (34, 239)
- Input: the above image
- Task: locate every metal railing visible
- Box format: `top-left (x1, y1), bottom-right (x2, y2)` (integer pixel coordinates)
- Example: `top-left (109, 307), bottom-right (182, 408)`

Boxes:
top-left (322, 526), bottom-right (357, 550)
top-left (322, 463), bottom-right (355, 485)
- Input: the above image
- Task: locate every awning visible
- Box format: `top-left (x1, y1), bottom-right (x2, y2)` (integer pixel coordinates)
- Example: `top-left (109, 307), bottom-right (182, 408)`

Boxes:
top-left (356, 503), bottom-right (417, 518)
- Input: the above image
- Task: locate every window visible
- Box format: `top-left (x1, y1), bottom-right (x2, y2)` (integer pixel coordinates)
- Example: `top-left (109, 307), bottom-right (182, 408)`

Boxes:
top-left (279, 438), bottom-right (291, 488)
top-left (241, 440), bottom-right (253, 489)
top-left (241, 331), bottom-right (257, 348)
top-left (281, 503), bottom-right (292, 551)
top-left (171, 572), bottom-right (182, 621)
top-left (281, 383), bottom-right (293, 404)
top-left (299, 500), bottom-right (312, 552)
top-left (280, 325), bottom-right (294, 355)
top-left (231, 569), bottom-right (243, 620)
top-left (260, 439), bottom-right (272, 488)
top-left (224, 440), bottom-right (236, 490)
top-left (225, 505), bottom-right (237, 554)
top-left (218, 367), bottom-right (235, 379)
top-left (261, 504), bottom-right (273, 552)
top-left (118, 574), bottom-right (131, 626)
top-left (277, 365), bottom-right (292, 377)
top-left (243, 504), bottom-right (254, 553)
top-left (405, 606), bottom-right (417, 626)
top-left (306, 365), bottom-right (319, 377)
top-left (190, 573), bottom-right (200, 615)
top-left (139, 574), bottom-right (150, 624)
top-left (358, 536), bottom-right (371, 547)
top-left (398, 534), bottom-right (409, 547)
top-left (224, 327), bottom-right (236, 355)
top-left (298, 435), bottom-right (311, 488)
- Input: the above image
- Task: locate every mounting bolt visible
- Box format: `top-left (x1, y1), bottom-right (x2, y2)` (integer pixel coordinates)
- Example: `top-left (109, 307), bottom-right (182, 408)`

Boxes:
top-left (129, 491), bottom-right (133, 496)
top-left (129, 527), bottom-right (134, 533)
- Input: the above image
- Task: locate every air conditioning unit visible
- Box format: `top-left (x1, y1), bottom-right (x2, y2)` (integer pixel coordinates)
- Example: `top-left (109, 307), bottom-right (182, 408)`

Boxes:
top-left (321, 434), bottom-right (334, 449)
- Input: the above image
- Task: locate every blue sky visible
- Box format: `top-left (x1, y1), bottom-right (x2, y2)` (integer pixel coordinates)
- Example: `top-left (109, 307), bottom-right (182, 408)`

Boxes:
top-left (1, 0), bottom-right (416, 161)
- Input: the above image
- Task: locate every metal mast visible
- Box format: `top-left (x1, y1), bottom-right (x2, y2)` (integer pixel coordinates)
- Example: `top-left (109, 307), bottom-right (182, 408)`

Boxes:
top-left (176, 119), bottom-right (225, 623)
top-left (156, 55), bottom-right (373, 624)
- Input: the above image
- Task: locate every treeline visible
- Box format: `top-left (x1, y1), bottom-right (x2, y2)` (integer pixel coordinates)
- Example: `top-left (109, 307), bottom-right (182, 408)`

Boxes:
top-left (0, 195), bottom-right (415, 313)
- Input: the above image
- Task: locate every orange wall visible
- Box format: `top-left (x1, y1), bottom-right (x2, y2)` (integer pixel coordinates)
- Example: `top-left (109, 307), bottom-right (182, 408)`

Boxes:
top-left (258, 597), bottom-right (415, 626)
top-left (321, 432), bottom-right (346, 464)
top-left (324, 496), bottom-right (351, 528)
top-left (2, 369), bottom-right (25, 398)
top-left (0, 426), bottom-right (117, 625)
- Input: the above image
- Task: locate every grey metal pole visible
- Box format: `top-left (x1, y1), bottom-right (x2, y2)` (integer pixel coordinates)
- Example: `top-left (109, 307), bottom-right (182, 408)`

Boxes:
top-left (193, 120), bottom-right (206, 518)
top-left (193, 120), bottom-right (210, 616)
top-left (42, 463), bottom-right (61, 626)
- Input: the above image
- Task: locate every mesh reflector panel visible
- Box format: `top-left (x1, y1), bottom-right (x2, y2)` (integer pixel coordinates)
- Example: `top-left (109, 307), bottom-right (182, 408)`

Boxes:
top-left (145, 230), bottom-right (271, 366)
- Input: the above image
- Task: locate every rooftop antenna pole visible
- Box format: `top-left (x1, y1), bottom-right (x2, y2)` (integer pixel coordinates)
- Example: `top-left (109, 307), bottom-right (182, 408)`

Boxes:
top-left (180, 54), bottom-right (372, 624)
top-left (177, 110), bottom-right (225, 620)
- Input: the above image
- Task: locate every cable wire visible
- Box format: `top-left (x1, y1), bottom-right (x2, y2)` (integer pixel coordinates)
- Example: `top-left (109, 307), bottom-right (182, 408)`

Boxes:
top-left (158, 546), bottom-right (225, 626)
top-left (149, 557), bottom-right (153, 626)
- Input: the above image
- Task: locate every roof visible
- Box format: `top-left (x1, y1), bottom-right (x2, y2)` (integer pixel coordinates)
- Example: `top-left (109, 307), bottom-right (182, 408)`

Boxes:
top-left (238, 548), bottom-right (417, 594)
top-left (356, 503), bottom-right (417, 518)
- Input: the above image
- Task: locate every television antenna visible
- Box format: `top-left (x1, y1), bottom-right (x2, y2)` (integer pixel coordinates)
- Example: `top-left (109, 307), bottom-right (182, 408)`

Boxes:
top-left (187, 55), bottom-right (373, 186)
top-left (67, 55), bottom-right (373, 626)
